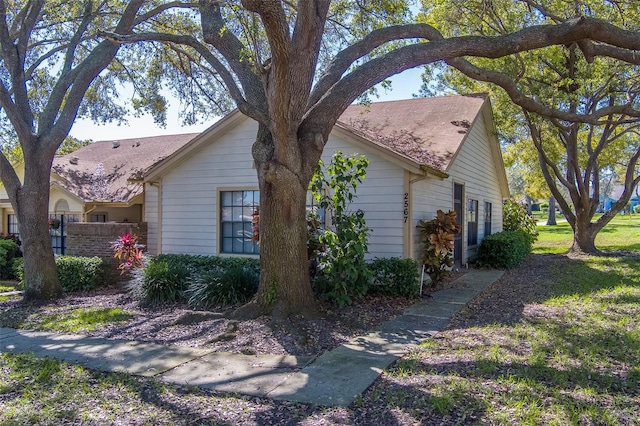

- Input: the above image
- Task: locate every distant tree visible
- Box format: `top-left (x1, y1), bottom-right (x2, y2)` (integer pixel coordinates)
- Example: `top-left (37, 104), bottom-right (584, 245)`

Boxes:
top-left (418, 0), bottom-right (640, 253)
top-left (0, 1), bottom-right (193, 300)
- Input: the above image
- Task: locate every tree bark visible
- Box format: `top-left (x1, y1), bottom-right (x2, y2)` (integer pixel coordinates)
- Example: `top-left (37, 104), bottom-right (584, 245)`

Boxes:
top-left (546, 196), bottom-right (557, 226)
top-left (569, 211), bottom-right (600, 254)
top-left (18, 149), bottom-right (62, 300)
top-left (231, 129), bottom-right (319, 320)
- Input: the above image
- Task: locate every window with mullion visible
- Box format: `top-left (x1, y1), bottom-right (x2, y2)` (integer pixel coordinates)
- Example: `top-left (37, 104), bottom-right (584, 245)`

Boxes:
top-left (7, 214), bottom-right (19, 237)
top-left (220, 190), bottom-right (260, 255)
top-left (484, 202), bottom-right (492, 237)
top-left (467, 199), bottom-right (479, 246)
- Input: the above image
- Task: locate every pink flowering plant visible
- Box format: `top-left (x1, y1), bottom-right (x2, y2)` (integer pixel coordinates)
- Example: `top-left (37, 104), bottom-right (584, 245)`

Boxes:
top-left (111, 233), bottom-right (144, 274)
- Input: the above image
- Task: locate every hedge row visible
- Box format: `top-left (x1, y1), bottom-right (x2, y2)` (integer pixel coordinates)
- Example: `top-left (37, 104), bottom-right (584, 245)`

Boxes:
top-left (477, 230), bottom-right (532, 269)
top-left (136, 254), bottom-right (422, 307)
top-left (0, 239), bottom-right (20, 280)
top-left (15, 255), bottom-right (106, 292)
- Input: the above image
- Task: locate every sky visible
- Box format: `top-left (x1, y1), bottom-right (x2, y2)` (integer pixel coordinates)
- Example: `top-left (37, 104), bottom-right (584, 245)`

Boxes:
top-left (69, 68), bottom-right (426, 141)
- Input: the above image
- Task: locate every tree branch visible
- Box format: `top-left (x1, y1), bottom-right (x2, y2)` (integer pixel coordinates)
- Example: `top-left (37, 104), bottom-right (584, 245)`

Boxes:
top-left (134, 1), bottom-right (198, 25)
top-left (100, 30), bottom-right (266, 123)
top-left (309, 17), bottom-right (640, 128)
top-left (199, 0), bottom-right (265, 113)
top-left (288, 0), bottom-right (330, 120)
top-left (40, 0), bottom-right (146, 146)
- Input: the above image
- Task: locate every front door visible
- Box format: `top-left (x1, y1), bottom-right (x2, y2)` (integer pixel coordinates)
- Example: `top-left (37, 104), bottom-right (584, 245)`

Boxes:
top-left (453, 183), bottom-right (464, 268)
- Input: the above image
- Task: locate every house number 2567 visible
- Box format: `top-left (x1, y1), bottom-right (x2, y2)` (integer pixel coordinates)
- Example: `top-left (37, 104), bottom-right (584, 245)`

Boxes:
top-left (403, 192), bottom-right (409, 223)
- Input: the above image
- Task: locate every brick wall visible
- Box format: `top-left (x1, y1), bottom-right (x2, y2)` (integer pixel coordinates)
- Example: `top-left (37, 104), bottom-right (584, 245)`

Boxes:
top-left (66, 222), bottom-right (147, 283)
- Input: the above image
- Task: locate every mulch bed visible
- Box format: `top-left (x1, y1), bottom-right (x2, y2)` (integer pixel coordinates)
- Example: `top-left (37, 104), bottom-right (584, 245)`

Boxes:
top-left (0, 269), bottom-right (466, 357)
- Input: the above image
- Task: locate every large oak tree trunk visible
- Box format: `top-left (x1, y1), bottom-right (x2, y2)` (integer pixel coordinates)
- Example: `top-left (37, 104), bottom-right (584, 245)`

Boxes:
top-left (231, 127), bottom-right (319, 320)
top-left (18, 153), bottom-right (61, 300)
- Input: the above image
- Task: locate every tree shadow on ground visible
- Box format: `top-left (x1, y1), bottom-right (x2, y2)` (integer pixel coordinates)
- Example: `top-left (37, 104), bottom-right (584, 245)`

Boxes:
top-left (449, 252), bottom-right (640, 330)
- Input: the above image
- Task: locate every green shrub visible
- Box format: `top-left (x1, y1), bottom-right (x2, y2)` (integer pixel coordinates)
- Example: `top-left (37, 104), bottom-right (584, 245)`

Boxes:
top-left (12, 258), bottom-right (24, 289)
top-left (0, 239), bottom-right (20, 279)
top-left (186, 266), bottom-right (259, 308)
top-left (13, 256), bottom-right (105, 292)
top-left (310, 152), bottom-right (372, 306)
top-left (477, 231), bottom-right (532, 269)
top-left (634, 205), bottom-right (640, 214)
top-left (141, 259), bottom-right (190, 305)
top-left (55, 256), bottom-right (105, 292)
top-left (503, 200), bottom-right (539, 244)
top-left (151, 254), bottom-right (260, 276)
top-left (368, 257), bottom-right (421, 297)
top-left (138, 254), bottom-right (260, 306)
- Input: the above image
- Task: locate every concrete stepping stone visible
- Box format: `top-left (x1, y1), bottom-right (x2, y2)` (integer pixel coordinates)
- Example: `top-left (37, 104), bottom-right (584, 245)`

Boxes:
top-left (160, 352), bottom-right (313, 397)
top-left (0, 328), bottom-right (212, 377)
top-left (268, 345), bottom-right (397, 406)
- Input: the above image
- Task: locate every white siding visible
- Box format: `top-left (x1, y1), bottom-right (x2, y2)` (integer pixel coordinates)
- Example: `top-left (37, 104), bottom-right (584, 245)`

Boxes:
top-left (154, 113), bottom-right (504, 262)
top-left (322, 135), bottom-right (406, 259)
top-left (447, 115), bottom-right (504, 260)
top-left (160, 118), bottom-right (259, 255)
top-left (156, 117), bottom-right (406, 258)
top-left (412, 116), bottom-right (504, 263)
top-left (144, 183), bottom-right (158, 255)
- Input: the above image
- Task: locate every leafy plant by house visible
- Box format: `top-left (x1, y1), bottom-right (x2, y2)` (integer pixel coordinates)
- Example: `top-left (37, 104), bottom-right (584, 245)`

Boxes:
top-left (503, 200), bottom-right (539, 244)
top-left (140, 259), bottom-right (190, 306)
top-left (477, 230), bottom-right (532, 268)
top-left (417, 210), bottom-right (460, 283)
top-left (186, 266), bottom-right (259, 308)
top-left (310, 152), bottom-right (372, 306)
top-left (111, 233), bottom-right (145, 274)
top-left (368, 257), bottom-right (421, 297)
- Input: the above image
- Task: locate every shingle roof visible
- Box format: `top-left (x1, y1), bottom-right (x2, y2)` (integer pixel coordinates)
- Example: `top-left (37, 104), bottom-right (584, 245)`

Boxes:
top-left (52, 133), bottom-right (198, 203)
top-left (337, 94), bottom-right (488, 172)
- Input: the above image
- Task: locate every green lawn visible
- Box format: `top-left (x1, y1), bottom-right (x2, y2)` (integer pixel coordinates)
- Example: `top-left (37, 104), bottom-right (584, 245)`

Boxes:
top-left (534, 214), bottom-right (640, 254)
top-left (374, 216), bottom-right (639, 424)
top-left (1, 218), bottom-right (638, 424)
top-left (0, 281), bottom-right (19, 293)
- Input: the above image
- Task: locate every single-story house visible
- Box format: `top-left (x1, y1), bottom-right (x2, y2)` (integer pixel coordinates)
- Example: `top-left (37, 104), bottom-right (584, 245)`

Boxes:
top-left (0, 133), bottom-right (197, 253)
top-left (142, 94), bottom-right (509, 266)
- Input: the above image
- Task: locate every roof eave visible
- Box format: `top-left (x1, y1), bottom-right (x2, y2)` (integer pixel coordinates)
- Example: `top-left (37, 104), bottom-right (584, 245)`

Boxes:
top-left (49, 181), bottom-right (86, 204)
top-left (479, 99), bottom-right (511, 199)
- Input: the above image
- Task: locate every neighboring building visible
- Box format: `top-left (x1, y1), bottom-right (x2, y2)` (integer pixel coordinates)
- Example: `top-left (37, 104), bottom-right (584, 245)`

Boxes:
top-left (0, 133), bottom-right (197, 253)
top-left (143, 94), bottom-right (509, 266)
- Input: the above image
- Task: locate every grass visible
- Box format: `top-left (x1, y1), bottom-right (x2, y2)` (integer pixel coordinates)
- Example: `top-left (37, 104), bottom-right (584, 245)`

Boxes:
top-left (0, 217), bottom-right (638, 424)
top-left (534, 214), bottom-right (640, 254)
top-left (0, 281), bottom-right (18, 292)
top-left (0, 281), bottom-right (20, 302)
top-left (376, 217), bottom-right (640, 424)
top-left (15, 307), bottom-right (133, 333)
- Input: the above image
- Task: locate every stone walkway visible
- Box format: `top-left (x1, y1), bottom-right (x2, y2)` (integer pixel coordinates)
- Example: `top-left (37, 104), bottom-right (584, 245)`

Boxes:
top-left (0, 269), bottom-right (503, 407)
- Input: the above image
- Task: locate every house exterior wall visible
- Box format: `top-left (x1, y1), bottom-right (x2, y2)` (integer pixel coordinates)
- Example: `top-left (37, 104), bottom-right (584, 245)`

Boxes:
top-left (144, 183), bottom-right (159, 255)
top-left (159, 118), bottom-right (258, 255)
top-left (155, 117), bottom-right (407, 258)
top-left (49, 188), bottom-right (83, 214)
top-left (66, 222), bottom-right (147, 282)
top-left (411, 115), bottom-right (505, 264)
top-left (84, 204), bottom-right (142, 224)
top-left (322, 134), bottom-right (406, 258)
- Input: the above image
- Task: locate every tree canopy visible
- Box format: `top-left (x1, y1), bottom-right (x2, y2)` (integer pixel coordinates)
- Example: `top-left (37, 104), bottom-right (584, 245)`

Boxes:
top-left (418, 0), bottom-right (640, 253)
